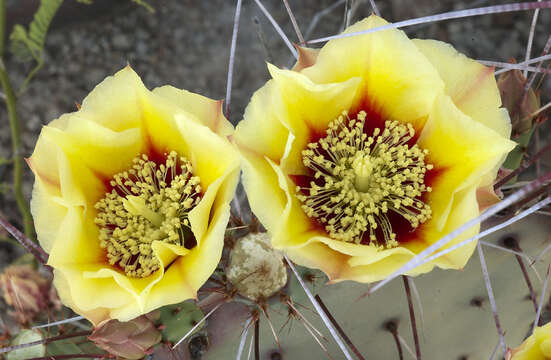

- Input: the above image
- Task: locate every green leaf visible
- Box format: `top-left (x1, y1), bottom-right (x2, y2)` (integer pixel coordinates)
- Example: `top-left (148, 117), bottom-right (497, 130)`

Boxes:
top-left (6, 330), bottom-right (45, 360)
top-left (159, 301), bottom-right (205, 343)
top-left (9, 0), bottom-right (63, 63)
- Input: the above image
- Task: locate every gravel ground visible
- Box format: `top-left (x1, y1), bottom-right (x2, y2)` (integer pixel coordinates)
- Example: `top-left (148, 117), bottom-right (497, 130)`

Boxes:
top-left (0, 0), bottom-right (550, 263)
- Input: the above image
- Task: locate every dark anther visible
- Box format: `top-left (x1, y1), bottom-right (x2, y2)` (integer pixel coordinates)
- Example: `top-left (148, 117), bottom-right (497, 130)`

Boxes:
top-left (270, 351), bottom-right (282, 360)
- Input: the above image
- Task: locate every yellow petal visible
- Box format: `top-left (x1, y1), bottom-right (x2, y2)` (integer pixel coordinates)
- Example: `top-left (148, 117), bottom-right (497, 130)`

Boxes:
top-left (267, 158), bottom-right (316, 249)
top-left (78, 66), bottom-right (146, 132)
top-left (27, 114), bottom-right (70, 197)
top-left (177, 111), bottom-right (240, 189)
top-left (153, 85), bottom-right (233, 137)
top-left (180, 183), bottom-right (236, 292)
top-left (239, 152), bottom-right (287, 233)
top-left (52, 269), bottom-right (111, 325)
top-left (419, 94), bottom-right (515, 229)
top-left (301, 15), bottom-right (444, 124)
top-left (38, 116), bottom-right (142, 181)
top-left (30, 179), bottom-right (67, 253)
top-left (267, 63), bottom-right (361, 175)
top-left (285, 242), bottom-right (348, 281)
top-left (57, 265), bottom-right (133, 314)
top-left (340, 249), bottom-right (435, 284)
top-left (234, 79), bottom-right (289, 163)
top-left (47, 202), bottom-right (103, 268)
top-left (413, 39), bottom-right (511, 138)
top-left (420, 186), bottom-right (480, 270)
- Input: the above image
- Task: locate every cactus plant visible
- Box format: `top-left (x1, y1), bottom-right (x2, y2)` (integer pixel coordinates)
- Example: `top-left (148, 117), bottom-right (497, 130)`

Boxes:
top-left (0, 1), bottom-right (550, 360)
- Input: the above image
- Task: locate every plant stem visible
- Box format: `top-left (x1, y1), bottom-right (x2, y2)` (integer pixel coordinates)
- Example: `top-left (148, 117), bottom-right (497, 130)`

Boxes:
top-left (516, 254), bottom-right (539, 313)
top-left (0, 0), bottom-right (34, 240)
top-left (384, 320), bottom-right (404, 360)
top-left (254, 317), bottom-right (260, 360)
top-left (403, 276), bottom-right (421, 360)
top-left (0, 214), bottom-right (48, 265)
top-left (0, 0), bottom-right (5, 56)
top-left (495, 142), bottom-right (551, 190)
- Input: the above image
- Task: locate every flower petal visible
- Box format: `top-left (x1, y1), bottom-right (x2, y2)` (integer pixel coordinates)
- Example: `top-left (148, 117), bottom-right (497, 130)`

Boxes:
top-left (267, 63), bottom-right (361, 175)
top-left (47, 206), bottom-right (104, 267)
top-left (52, 269), bottom-right (111, 325)
top-left (419, 94), bottom-right (515, 229)
top-left (30, 179), bottom-right (67, 253)
top-left (285, 242), bottom-right (348, 281)
top-left (153, 85), bottom-right (233, 137)
top-left (78, 66), bottom-right (146, 132)
top-left (301, 15), bottom-right (444, 124)
top-left (181, 117), bottom-right (240, 244)
top-left (239, 153), bottom-right (287, 233)
top-left (234, 79), bottom-right (290, 163)
top-left (412, 39), bottom-right (511, 138)
top-left (37, 116), bottom-right (142, 180)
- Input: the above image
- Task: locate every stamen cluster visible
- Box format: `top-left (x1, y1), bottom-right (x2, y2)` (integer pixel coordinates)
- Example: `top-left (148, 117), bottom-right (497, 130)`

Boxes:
top-left (296, 111), bottom-right (433, 248)
top-left (94, 151), bottom-right (201, 277)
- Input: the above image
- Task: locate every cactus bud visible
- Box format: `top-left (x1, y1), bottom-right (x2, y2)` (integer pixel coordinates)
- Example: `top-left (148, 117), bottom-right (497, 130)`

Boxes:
top-left (0, 265), bottom-right (50, 323)
top-left (227, 232), bottom-right (288, 301)
top-left (89, 312), bottom-right (162, 359)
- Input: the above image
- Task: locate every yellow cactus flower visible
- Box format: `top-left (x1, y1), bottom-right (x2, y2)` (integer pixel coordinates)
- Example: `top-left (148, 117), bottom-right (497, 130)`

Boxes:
top-left (28, 66), bottom-right (240, 324)
top-left (234, 15), bottom-right (515, 283)
top-left (506, 322), bottom-right (551, 360)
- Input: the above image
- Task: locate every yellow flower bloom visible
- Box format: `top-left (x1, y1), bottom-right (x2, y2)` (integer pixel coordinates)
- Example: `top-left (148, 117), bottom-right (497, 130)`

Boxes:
top-left (234, 15), bottom-right (515, 283)
top-left (507, 323), bottom-right (551, 360)
top-left (28, 66), bottom-right (240, 324)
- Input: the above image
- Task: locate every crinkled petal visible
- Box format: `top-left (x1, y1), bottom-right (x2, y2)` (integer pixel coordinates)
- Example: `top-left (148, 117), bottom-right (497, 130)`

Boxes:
top-left (267, 63), bottom-right (362, 175)
top-left (153, 85), bottom-right (233, 137)
top-left (30, 179), bottom-right (67, 253)
top-left (183, 118), bottom-right (240, 244)
top-left (234, 79), bottom-right (290, 163)
top-left (239, 152), bottom-right (287, 233)
top-left (419, 94), bottom-right (515, 229)
top-left (412, 39), bottom-right (511, 138)
top-left (301, 15), bottom-right (445, 124)
top-left (52, 269), bottom-right (111, 325)
top-left (78, 66), bottom-right (146, 132)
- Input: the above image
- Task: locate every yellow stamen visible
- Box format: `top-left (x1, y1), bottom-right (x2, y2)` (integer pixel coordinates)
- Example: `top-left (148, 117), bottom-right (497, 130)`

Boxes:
top-left (296, 111), bottom-right (432, 248)
top-left (94, 151), bottom-right (201, 278)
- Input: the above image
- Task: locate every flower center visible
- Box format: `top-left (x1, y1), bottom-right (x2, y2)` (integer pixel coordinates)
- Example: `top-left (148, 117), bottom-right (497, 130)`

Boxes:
top-left (94, 151), bottom-right (202, 278)
top-left (296, 111), bottom-right (433, 248)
